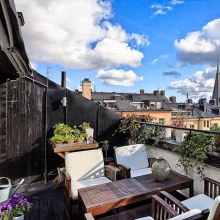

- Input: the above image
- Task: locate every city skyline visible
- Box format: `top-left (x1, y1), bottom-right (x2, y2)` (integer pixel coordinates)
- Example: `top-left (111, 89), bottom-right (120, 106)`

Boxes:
top-left (15, 0), bottom-right (220, 102)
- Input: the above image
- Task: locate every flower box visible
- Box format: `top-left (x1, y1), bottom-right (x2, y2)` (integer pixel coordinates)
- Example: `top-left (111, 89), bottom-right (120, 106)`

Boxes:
top-left (52, 140), bottom-right (99, 154)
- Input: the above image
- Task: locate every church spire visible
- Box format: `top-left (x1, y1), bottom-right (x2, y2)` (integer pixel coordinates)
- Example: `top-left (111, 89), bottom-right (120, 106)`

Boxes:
top-left (217, 58), bottom-right (219, 74)
top-left (212, 59), bottom-right (220, 106)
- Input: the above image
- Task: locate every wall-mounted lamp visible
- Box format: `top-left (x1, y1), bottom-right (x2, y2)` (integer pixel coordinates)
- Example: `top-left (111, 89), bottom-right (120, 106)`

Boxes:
top-left (61, 96), bottom-right (67, 107)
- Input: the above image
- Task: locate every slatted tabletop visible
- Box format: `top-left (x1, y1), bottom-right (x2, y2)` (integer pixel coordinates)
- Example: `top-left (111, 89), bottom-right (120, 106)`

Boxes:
top-left (78, 171), bottom-right (193, 216)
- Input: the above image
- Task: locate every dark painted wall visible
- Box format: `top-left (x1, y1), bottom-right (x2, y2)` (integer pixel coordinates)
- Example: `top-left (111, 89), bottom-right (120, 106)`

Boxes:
top-left (0, 78), bottom-right (46, 183)
top-left (0, 72), bottom-right (122, 183)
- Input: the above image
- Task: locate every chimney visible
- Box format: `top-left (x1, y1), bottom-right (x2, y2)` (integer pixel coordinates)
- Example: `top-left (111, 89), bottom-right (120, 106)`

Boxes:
top-left (209, 99), bottom-right (216, 105)
top-left (169, 96), bottom-right (176, 103)
top-left (160, 90), bottom-right (165, 96)
top-left (82, 78), bottom-right (91, 100)
top-left (199, 98), bottom-right (207, 112)
top-left (187, 99), bottom-right (193, 104)
top-left (140, 89), bottom-right (144, 94)
top-left (153, 90), bottom-right (160, 95)
top-left (61, 71), bottom-right (66, 88)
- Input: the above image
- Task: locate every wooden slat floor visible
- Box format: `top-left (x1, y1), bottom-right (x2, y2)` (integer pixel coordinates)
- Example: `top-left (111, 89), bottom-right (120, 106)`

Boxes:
top-left (19, 182), bottom-right (66, 220)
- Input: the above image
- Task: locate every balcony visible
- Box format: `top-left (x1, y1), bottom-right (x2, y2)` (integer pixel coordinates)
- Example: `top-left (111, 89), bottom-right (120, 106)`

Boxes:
top-left (11, 121), bottom-right (219, 220)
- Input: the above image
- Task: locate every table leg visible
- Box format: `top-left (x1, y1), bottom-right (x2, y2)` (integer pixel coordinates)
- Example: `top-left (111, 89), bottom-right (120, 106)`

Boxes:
top-left (189, 183), bottom-right (194, 197)
top-left (78, 199), bottom-right (84, 220)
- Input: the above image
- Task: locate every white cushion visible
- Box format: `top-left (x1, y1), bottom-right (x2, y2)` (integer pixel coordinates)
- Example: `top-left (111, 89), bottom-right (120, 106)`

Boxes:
top-left (65, 149), bottom-right (105, 181)
top-left (71, 177), bottom-right (111, 200)
top-left (168, 209), bottom-right (201, 220)
top-left (131, 168), bottom-right (152, 178)
top-left (182, 194), bottom-right (214, 211)
top-left (208, 196), bottom-right (220, 220)
top-left (115, 144), bottom-right (149, 170)
top-left (135, 217), bottom-right (154, 220)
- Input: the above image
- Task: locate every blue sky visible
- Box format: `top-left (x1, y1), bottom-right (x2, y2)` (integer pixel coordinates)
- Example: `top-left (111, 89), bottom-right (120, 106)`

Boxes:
top-left (15, 0), bottom-right (220, 102)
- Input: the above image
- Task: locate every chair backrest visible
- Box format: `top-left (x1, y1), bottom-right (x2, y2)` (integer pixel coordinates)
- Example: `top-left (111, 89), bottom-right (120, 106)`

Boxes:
top-left (114, 144), bottom-right (149, 170)
top-left (204, 177), bottom-right (220, 199)
top-left (208, 196), bottom-right (220, 220)
top-left (65, 148), bottom-right (105, 182)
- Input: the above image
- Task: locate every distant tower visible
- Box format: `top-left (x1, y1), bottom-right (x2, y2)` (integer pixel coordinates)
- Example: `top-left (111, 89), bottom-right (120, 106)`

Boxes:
top-left (212, 61), bottom-right (220, 106)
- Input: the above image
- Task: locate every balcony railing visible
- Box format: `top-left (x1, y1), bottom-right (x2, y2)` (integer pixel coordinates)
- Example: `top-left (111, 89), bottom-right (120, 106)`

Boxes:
top-left (135, 122), bottom-right (220, 169)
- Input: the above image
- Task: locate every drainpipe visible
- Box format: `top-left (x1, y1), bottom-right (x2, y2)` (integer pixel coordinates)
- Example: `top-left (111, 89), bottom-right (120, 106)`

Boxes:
top-left (61, 71), bottom-right (67, 124)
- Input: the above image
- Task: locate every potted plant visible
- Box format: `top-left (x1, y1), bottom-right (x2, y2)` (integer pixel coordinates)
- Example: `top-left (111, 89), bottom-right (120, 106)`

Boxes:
top-left (50, 134), bottom-right (67, 144)
top-left (171, 113), bottom-right (186, 143)
top-left (211, 124), bottom-right (220, 152)
top-left (115, 114), bottom-right (156, 145)
top-left (178, 132), bottom-right (215, 178)
top-left (75, 132), bottom-right (87, 143)
top-left (163, 127), bottom-right (172, 139)
top-left (0, 194), bottom-right (33, 220)
top-left (50, 123), bottom-right (75, 144)
top-left (100, 140), bottom-right (109, 159)
top-left (80, 122), bottom-right (94, 139)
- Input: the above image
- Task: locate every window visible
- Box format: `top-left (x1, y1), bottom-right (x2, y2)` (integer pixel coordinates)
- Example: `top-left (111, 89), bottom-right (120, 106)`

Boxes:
top-left (159, 118), bottom-right (164, 125)
top-left (190, 125), bottom-right (194, 129)
top-left (207, 121), bottom-right (209, 128)
top-left (204, 121), bottom-right (206, 127)
top-left (187, 111), bottom-right (192, 117)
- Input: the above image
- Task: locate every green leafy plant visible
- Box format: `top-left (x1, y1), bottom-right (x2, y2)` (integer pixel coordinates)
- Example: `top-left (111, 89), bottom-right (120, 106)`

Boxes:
top-left (115, 114), bottom-right (156, 145)
top-left (178, 132), bottom-right (215, 178)
top-left (79, 122), bottom-right (91, 131)
top-left (211, 124), bottom-right (220, 152)
top-left (53, 123), bottom-right (72, 137)
top-left (100, 140), bottom-right (109, 158)
top-left (50, 134), bottom-right (67, 143)
top-left (50, 123), bottom-right (84, 144)
top-left (75, 132), bottom-right (88, 142)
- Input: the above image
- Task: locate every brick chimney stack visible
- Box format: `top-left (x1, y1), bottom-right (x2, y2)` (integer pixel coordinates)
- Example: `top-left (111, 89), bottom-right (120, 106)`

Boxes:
top-left (82, 78), bottom-right (91, 100)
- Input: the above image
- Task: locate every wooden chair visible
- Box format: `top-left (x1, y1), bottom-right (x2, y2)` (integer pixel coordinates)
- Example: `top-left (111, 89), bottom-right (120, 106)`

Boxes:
top-left (177, 177), bottom-right (220, 212)
top-left (151, 193), bottom-right (220, 220)
top-left (113, 144), bottom-right (156, 179)
top-left (149, 177), bottom-right (220, 219)
top-left (60, 148), bottom-right (120, 220)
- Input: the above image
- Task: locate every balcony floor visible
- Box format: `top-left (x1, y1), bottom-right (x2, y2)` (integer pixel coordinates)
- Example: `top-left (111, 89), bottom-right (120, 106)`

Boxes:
top-left (23, 182), bottom-right (66, 220)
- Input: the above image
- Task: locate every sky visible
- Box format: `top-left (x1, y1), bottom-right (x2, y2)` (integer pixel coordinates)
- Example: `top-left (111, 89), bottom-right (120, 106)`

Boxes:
top-left (15, 0), bottom-right (220, 102)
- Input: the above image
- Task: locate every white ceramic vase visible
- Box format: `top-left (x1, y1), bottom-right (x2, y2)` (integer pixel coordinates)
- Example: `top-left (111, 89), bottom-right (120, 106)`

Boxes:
top-left (85, 128), bottom-right (94, 139)
top-left (164, 128), bottom-right (172, 139)
top-left (175, 130), bottom-right (186, 143)
top-left (13, 215), bottom-right (24, 220)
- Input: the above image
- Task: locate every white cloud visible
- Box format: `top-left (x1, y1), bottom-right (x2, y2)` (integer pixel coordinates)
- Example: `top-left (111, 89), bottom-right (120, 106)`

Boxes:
top-left (151, 54), bottom-right (169, 65)
top-left (130, 33), bottom-right (150, 47)
top-left (174, 18), bottom-right (220, 65)
top-left (151, 59), bottom-right (158, 65)
top-left (15, 0), bottom-right (147, 71)
top-left (168, 66), bottom-right (216, 99)
top-left (150, 1), bottom-right (183, 16)
top-left (84, 38), bottom-right (144, 69)
top-left (151, 4), bottom-right (172, 16)
top-left (96, 69), bottom-right (143, 86)
top-left (170, 0), bottom-right (184, 5)
top-left (66, 78), bottom-right (72, 83)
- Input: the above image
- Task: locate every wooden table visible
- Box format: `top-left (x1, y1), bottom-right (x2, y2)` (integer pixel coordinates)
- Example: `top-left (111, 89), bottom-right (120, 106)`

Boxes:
top-left (78, 171), bottom-right (194, 217)
top-left (52, 141), bottom-right (99, 159)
